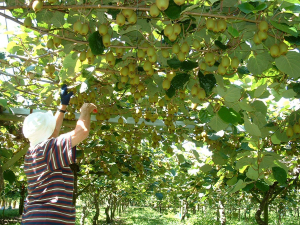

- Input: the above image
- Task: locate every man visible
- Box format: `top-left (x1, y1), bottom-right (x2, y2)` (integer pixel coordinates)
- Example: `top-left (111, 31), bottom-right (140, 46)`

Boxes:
top-left (21, 85), bottom-right (97, 225)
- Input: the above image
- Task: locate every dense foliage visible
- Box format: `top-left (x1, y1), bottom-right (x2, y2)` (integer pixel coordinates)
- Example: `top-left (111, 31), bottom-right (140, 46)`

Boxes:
top-left (1, 0), bottom-right (300, 224)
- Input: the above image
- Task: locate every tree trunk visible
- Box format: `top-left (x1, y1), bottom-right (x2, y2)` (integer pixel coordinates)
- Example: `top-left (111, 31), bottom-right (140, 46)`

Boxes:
top-left (92, 191), bottom-right (100, 225)
top-left (264, 203), bottom-right (269, 224)
top-left (159, 202), bottom-right (162, 214)
top-left (19, 184), bottom-right (25, 215)
top-left (105, 206), bottom-right (111, 223)
top-left (0, 166), bottom-right (4, 195)
top-left (278, 208), bottom-right (281, 225)
top-left (70, 163), bottom-right (79, 206)
top-left (181, 200), bottom-right (188, 221)
top-left (111, 197), bottom-right (117, 220)
top-left (217, 205), bottom-right (220, 222)
top-left (80, 205), bottom-right (88, 225)
top-left (218, 200), bottom-right (226, 225)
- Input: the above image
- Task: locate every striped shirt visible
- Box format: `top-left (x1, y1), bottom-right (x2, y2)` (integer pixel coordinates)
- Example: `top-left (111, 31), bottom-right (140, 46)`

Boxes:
top-left (21, 134), bottom-right (76, 225)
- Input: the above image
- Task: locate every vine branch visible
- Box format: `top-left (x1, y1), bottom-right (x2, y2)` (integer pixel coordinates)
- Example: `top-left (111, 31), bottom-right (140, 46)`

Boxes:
top-left (0, 4), bottom-right (258, 23)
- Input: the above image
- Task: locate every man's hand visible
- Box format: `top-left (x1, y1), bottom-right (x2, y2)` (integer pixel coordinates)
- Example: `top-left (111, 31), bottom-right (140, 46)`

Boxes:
top-left (80, 103), bottom-right (97, 114)
top-left (60, 84), bottom-right (73, 105)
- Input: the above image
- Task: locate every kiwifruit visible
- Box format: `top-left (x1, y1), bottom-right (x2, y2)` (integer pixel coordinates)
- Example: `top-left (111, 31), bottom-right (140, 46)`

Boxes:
top-left (150, 4), bottom-right (160, 17)
top-left (156, 0), bottom-right (169, 11)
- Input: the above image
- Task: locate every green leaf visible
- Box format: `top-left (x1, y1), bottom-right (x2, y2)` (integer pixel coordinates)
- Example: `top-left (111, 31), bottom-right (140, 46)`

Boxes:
top-left (3, 170), bottom-right (16, 184)
top-left (177, 154), bottom-right (185, 164)
top-left (244, 114), bottom-right (262, 137)
top-left (200, 164), bottom-right (213, 173)
top-left (256, 180), bottom-right (269, 192)
top-left (270, 21), bottom-right (298, 37)
top-left (230, 179), bottom-right (247, 194)
top-left (246, 166), bottom-right (259, 180)
top-left (275, 51), bottom-right (300, 79)
top-left (285, 36), bottom-right (300, 45)
top-left (50, 11), bottom-right (65, 27)
top-left (192, 150), bottom-right (200, 160)
top-left (236, 157), bottom-right (251, 170)
top-left (215, 40), bottom-right (228, 50)
top-left (284, 4), bottom-right (300, 13)
top-left (167, 57), bottom-right (181, 69)
top-left (155, 192), bottom-right (164, 200)
top-left (198, 71), bottom-right (216, 95)
top-left (254, 83), bottom-right (267, 98)
top-left (212, 153), bottom-right (226, 165)
top-left (88, 31), bottom-right (105, 55)
top-left (260, 156), bottom-right (275, 169)
top-left (254, 3), bottom-right (267, 12)
top-left (166, 86), bottom-right (176, 98)
top-left (0, 149), bottom-right (12, 158)
top-left (272, 167), bottom-right (287, 184)
top-left (228, 26), bottom-right (239, 37)
top-left (170, 73), bottom-right (190, 90)
top-left (36, 10), bottom-right (53, 24)
top-left (107, 9), bottom-right (121, 20)
top-left (199, 109), bottom-right (211, 123)
top-left (226, 176), bottom-right (237, 186)
top-left (181, 60), bottom-right (198, 71)
top-left (248, 52), bottom-right (272, 75)
top-left (223, 86), bottom-right (241, 102)
top-left (238, 3), bottom-right (255, 14)
top-left (0, 52), bottom-right (5, 60)
top-left (0, 98), bottom-right (7, 107)
top-left (208, 115), bottom-right (229, 132)
top-left (218, 107), bottom-right (241, 124)
top-left (164, 0), bottom-right (182, 20)
top-left (293, 83), bottom-right (300, 95)
top-left (282, 89), bottom-right (296, 98)
top-left (237, 66), bottom-right (250, 75)
top-left (76, 150), bottom-right (84, 159)
top-left (63, 54), bottom-right (77, 69)
top-left (243, 183), bottom-right (254, 191)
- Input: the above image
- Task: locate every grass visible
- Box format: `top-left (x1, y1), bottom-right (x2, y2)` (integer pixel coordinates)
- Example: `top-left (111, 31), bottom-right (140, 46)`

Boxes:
top-left (2, 206), bottom-right (300, 225)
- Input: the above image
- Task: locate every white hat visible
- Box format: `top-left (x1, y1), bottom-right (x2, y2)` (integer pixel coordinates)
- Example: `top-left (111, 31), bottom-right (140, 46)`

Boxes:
top-left (22, 111), bottom-right (56, 147)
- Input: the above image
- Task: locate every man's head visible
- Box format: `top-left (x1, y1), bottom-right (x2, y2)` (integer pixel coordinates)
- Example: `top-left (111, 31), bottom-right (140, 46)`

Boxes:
top-left (22, 111), bottom-right (56, 147)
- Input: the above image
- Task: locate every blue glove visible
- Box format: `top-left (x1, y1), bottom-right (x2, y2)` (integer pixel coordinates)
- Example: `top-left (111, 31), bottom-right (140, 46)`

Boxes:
top-left (60, 84), bottom-right (73, 105)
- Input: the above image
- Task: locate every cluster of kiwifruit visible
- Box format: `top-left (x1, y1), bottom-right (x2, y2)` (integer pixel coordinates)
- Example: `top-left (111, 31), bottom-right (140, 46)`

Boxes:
top-left (269, 41), bottom-right (288, 58)
top-left (202, 53), bottom-right (240, 75)
top-left (162, 71), bottom-right (175, 90)
top-left (79, 48), bottom-right (95, 64)
top-left (173, 41), bottom-right (190, 62)
top-left (98, 24), bottom-right (111, 48)
top-left (73, 21), bottom-right (89, 36)
top-left (149, 0), bottom-right (185, 17)
top-left (286, 120), bottom-right (300, 138)
top-left (253, 21), bottom-right (269, 45)
top-left (46, 36), bottom-right (61, 49)
top-left (206, 18), bottom-right (227, 33)
top-left (95, 107), bottom-right (113, 122)
top-left (191, 84), bottom-right (206, 100)
top-left (164, 23), bottom-right (182, 42)
top-left (116, 9), bottom-right (137, 26)
top-left (104, 42), bottom-right (125, 67)
top-left (119, 62), bottom-right (140, 85)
